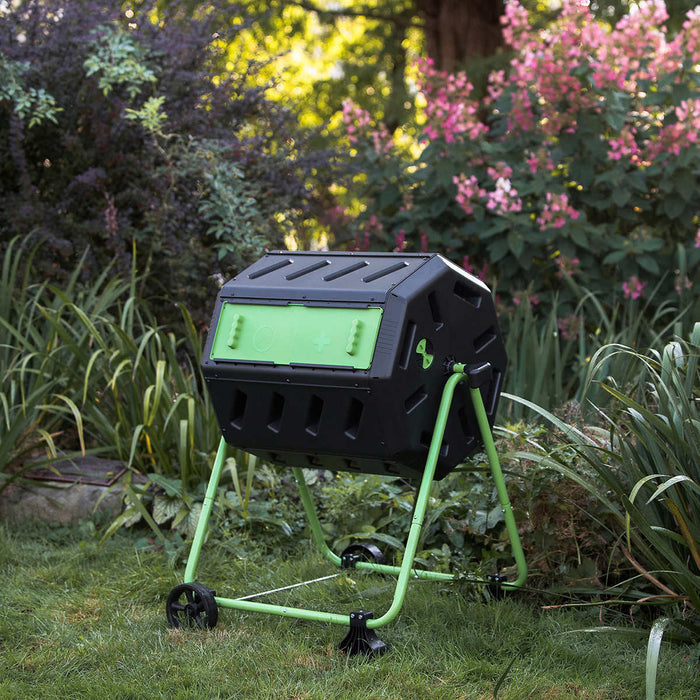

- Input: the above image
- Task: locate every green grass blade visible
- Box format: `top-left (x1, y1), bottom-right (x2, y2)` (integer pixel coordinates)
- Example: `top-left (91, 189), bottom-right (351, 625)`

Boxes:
top-left (646, 617), bottom-right (672, 700)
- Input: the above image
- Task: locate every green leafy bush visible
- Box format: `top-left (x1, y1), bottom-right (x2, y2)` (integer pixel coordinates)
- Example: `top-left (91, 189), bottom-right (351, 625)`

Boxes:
top-left (0, 0), bottom-right (335, 326)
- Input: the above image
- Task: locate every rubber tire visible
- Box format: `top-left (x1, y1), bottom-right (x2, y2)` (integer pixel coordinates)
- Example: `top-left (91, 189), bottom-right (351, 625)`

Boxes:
top-left (166, 582), bottom-right (218, 629)
top-left (341, 542), bottom-right (385, 565)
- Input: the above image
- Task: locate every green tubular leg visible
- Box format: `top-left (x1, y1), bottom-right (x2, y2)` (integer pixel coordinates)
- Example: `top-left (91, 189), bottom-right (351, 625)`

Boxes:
top-left (468, 383), bottom-right (528, 589)
top-left (184, 437), bottom-right (227, 583)
top-left (292, 467), bottom-right (342, 567)
top-left (367, 370), bottom-right (471, 629)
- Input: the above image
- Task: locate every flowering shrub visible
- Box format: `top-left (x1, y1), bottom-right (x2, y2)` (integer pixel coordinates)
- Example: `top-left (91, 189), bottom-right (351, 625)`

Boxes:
top-left (342, 0), bottom-right (700, 318)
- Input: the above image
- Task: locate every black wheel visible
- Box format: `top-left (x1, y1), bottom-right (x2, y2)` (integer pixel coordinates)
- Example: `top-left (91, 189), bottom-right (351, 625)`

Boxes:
top-left (166, 582), bottom-right (218, 629)
top-left (341, 542), bottom-right (385, 568)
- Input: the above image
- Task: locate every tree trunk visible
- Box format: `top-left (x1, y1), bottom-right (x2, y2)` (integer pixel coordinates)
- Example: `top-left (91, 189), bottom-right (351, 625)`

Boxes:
top-left (416, 0), bottom-right (505, 71)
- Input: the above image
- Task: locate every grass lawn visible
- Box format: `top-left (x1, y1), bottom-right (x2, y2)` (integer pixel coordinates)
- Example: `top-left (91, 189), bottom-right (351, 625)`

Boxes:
top-left (0, 520), bottom-right (696, 699)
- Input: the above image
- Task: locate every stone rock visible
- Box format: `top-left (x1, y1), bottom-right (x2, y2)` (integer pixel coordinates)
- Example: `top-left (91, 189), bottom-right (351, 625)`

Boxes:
top-left (0, 456), bottom-right (127, 524)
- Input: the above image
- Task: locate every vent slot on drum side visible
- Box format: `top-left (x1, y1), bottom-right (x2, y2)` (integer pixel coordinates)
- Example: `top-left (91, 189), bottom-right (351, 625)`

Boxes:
top-left (398, 321), bottom-right (417, 370)
top-left (485, 369), bottom-right (502, 416)
top-left (305, 395), bottom-right (324, 436)
top-left (473, 326), bottom-right (497, 354)
top-left (419, 430), bottom-right (449, 457)
top-left (344, 398), bottom-right (364, 440)
top-left (404, 386), bottom-right (428, 414)
top-left (230, 389), bottom-right (247, 430)
top-left (267, 392), bottom-right (285, 433)
top-left (427, 291), bottom-right (444, 330)
top-left (454, 280), bottom-right (483, 308)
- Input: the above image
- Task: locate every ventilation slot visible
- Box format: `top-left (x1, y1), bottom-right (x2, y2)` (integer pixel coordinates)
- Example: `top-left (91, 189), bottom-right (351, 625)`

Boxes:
top-left (323, 261), bottom-right (368, 281)
top-left (343, 459), bottom-right (361, 472)
top-left (230, 390), bottom-right (247, 430)
top-left (344, 398), bottom-right (364, 439)
top-left (285, 260), bottom-right (330, 280)
top-left (454, 280), bottom-right (482, 308)
top-left (419, 430), bottom-right (449, 457)
top-left (267, 392), bottom-right (285, 433)
top-left (248, 258), bottom-right (293, 279)
top-left (485, 370), bottom-right (502, 416)
top-left (305, 395), bottom-right (324, 436)
top-left (398, 321), bottom-right (417, 369)
top-left (383, 462), bottom-right (400, 475)
top-left (362, 261), bottom-right (408, 283)
top-left (404, 386), bottom-right (428, 414)
top-left (473, 326), bottom-right (497, 354)
top-left (427, 291), bottom-right (444, 330)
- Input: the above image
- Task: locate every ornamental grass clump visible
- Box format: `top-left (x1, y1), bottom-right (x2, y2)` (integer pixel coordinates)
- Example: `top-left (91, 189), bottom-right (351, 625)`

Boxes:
top-left (506, 323), bottom-right (700, 696)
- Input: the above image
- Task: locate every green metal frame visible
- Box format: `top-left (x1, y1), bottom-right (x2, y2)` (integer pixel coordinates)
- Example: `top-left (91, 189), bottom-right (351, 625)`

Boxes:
top-left (182, 364), bottom-right (527, 631)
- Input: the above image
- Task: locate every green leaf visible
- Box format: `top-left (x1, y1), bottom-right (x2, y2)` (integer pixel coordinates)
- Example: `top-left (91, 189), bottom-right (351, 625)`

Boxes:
top-left (378, 185), bottom-right (400, 211)
top-left (508, 231), bottom-right (524, 258)
top-left (602, 250), bottom-right (627, 264)
top-left (612, 188), bottom-right (631, 207)
top-left (153, 495), bottom-right (181, 525)
top-left (637, 255), bottom-right (660, 274)
top-left (674, 170), bottom-right (696, 202)
top-left (663, 195), bottom-right (685, 219)
top-left (490, 237), bottom-right (510, 262)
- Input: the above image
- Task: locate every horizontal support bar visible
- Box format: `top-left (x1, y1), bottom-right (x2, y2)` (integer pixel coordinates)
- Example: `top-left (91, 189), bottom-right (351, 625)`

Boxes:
top-left (353, 560), bottom-right (455, 581)
top-left (214, 596), bottom-right (350, 626)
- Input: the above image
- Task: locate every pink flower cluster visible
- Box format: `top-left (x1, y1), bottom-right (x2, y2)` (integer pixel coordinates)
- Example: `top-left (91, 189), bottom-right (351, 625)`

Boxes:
top-left (536, 192), bottom-right (579, 231)
top-left (453, 173), bottom-right (485, 215)
top-left (493, 0), bottom-right (700, 162)
top-left (555, 255), bottom-right (580, 278)
top-left (557, 313), bottom-right (580, 341)
top-left (622, 275), bottom-right (647, 300)
top-left (341, 99), bottom-right (392, 154)
top-left (608, 126), bottom-right (641, 163)
top-left (512, 290), bottom-right (540, 307)
top-left (352, 214), bottom-right (383, 252)
top-left (462, 255), bottom-right (488, 281)
top-left (416, 58), bottom-right (487, 143)
top-left (648, 99), bottom-right (700, 158)
top-left (485, 177), bottom-right (522, 215)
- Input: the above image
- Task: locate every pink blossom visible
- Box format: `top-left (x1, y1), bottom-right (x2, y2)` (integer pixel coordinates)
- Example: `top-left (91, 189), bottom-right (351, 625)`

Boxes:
top-left (557, 314), bottom-right (580, 341)
top-left (462, 255), bottom-right (488, 281)
top-left (537, 192), bottom-right (579, 230)
top-left (555, 255), bottom-right (580, 277)
top-left (513, 290), bottom-right (540, 307)
top-left (453, 173), bottom-right (486, 215)
top-left (675, 274), bottom-right (692, 295)
top-left (622, 276), bottom-right (647, 300)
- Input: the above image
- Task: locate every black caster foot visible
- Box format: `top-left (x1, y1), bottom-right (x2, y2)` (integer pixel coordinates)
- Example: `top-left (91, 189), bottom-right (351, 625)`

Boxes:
top-left (340, 542), bottom-right (385, 568)
top-left (486, 573), bottom-right (507, 600)
top-left (166, 582), bottom-right (218, 629)
top-left (339, 610), bottom-right (387, 656)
